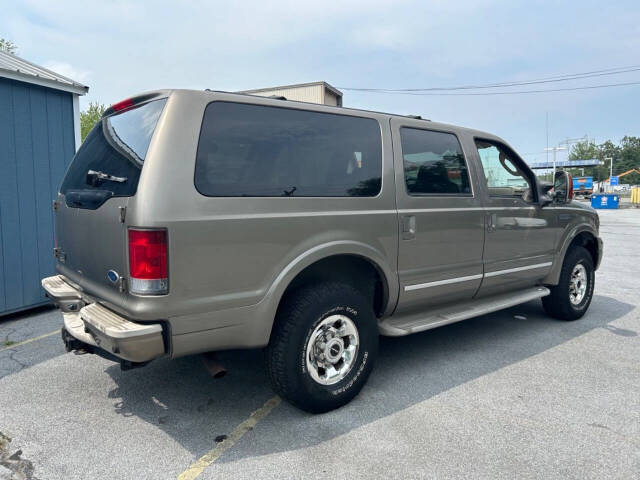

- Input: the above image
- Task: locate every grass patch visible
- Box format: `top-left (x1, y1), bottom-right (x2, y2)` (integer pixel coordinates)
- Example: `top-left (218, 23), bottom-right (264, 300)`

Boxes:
top-left (2, 340), bottom-right (17, 347)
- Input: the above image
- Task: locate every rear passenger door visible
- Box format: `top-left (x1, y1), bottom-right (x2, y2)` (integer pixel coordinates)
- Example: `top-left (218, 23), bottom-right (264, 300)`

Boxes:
top-left (391, 119), bottom-right (485, 314)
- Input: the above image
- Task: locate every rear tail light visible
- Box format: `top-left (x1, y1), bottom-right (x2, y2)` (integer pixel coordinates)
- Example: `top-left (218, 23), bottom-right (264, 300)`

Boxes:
top-left (128, 229), bottom-right (168, 295)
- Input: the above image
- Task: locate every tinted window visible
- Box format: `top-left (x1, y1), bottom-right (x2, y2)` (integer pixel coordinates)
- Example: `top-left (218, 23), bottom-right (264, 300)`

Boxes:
top-left (475, 140), bottom-right (533, 201)
top-left (60, 98), bottom-right (167, 208)
top-left (400, 128), bottom-right (471, 195)
top-left (195, 102), bottom-right (382, 197)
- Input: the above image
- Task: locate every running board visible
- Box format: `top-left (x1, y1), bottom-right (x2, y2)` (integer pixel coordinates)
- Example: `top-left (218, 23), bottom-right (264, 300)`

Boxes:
top-left (379, 286), bottom-right (550, 337)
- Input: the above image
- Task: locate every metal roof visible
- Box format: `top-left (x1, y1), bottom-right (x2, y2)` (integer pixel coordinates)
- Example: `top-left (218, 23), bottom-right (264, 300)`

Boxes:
top-left (0, 50), bottom-right (88, 95)
top-left (239, 81), bottom-right (342, 98)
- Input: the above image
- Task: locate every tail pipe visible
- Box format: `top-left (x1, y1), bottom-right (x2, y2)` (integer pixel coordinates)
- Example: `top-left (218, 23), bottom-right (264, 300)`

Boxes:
top-left (202, 352), bottom-right (228, 379)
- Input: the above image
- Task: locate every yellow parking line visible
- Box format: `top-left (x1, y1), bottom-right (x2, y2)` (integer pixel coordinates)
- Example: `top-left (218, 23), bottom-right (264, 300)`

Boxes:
top-left (0, 330), bottom-right (59, 353)
top-left (178, 396), bottom-right (281, 480)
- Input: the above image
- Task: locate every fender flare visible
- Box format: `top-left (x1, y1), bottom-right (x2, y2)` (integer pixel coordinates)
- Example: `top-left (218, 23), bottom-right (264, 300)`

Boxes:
top-left (543, 223), bottom-right (599, 285)
top-left (255, 240), bottom-right (398, 337)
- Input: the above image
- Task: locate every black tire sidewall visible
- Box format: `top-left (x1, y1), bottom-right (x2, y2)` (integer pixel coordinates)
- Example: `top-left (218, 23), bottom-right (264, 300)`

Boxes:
top-left (280, 284), bottom-right (378, 412)
top-left (563, 249), bottom-right (595, 315)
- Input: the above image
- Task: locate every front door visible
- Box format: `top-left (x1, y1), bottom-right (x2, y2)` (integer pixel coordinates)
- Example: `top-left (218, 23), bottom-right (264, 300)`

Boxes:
top-left (392, 119), bottom-right (485, 314)
top-left (472, 138), bottom-right (557, 296)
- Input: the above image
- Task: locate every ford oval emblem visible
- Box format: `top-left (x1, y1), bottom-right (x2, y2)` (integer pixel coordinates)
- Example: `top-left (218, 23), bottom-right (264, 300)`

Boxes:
top-left (107, 270), bottom-right (120, 284)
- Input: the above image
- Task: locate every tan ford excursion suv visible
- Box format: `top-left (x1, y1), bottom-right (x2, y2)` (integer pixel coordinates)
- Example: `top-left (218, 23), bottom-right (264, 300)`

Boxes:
top-left (42, 89), bottom-right (602, 412)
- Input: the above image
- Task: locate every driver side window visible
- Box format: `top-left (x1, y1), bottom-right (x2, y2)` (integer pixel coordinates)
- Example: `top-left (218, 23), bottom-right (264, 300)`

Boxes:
top-left (475, 140), bottom-right (533, 202)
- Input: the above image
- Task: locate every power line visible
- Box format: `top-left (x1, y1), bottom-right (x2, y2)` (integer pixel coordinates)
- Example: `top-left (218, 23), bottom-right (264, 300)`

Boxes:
top-left (339, 65), bottom-right (640, 92)
top-left (340, 80), bottom-right (640, 96)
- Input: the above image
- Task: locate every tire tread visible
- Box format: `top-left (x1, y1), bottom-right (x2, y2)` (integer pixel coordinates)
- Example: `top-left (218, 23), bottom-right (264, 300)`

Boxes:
top-left (543, 246), bottom-right (594, 321)
top-left (266, 281), bottom-right (376, 412)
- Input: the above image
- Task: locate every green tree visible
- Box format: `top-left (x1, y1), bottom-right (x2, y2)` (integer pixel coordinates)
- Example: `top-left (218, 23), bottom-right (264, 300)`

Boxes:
top-left (568, 140), bottom-right (604, 180)
top-left (80, 102), bottom-right (106, 141)
top-left (0, 38), bottom-right (17, 54)
top-left (568, 137), bottom-right (640, 185)
top-left (568, 140), bottom-right (598, 162)
top-left (617, 136), bottom-right (640, 184)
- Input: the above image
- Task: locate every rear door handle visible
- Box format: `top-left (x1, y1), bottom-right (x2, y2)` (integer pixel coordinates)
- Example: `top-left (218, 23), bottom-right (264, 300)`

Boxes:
top-left (486, 213), bottom-right (497, 232)
top-left (402, 215), bottom-right (416, 240)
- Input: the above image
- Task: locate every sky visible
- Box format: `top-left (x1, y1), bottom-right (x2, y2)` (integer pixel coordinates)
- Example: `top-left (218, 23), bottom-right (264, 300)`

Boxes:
top-left (3, 0), bottom-right (640, 165)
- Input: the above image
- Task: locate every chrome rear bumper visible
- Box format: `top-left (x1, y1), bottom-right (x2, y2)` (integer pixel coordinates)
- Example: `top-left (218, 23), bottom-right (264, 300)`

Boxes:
top-left (42, 275), bottom-right (165, 363)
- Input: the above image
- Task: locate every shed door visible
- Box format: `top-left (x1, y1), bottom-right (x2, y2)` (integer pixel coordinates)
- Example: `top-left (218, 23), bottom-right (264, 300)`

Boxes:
top-left (0, 78), bottom-right (76, 314)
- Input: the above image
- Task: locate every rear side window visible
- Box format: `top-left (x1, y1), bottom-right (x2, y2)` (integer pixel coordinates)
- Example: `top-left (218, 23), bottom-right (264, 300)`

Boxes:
top-left (400, 128), bottom-right (471, 195)
top-left (195, 102), bottom-right (382, 197)
top-left (60, 98), bottom-right (167, 208)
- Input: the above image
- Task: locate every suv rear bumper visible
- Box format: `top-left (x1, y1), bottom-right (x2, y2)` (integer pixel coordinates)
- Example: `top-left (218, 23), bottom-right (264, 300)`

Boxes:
top-left (41, 275), bottom-right (165, 363)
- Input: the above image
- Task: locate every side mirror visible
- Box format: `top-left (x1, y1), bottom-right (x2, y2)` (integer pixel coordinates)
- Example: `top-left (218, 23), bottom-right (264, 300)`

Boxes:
top-left (552, 171), bottom-right (573, 204)
top-left (537, 181), bottom-right (554, 207)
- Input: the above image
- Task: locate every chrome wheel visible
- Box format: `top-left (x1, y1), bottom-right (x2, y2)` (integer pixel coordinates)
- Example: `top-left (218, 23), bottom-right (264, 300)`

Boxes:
top-left (569, 263), bottom-right (588, 305)
top-left (305, 314), bottom-right (359, 385)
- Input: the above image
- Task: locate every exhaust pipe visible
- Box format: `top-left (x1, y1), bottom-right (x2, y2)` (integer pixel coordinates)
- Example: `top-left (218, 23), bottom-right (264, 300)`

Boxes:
top-left (201, 352), bottom-right (227, 379)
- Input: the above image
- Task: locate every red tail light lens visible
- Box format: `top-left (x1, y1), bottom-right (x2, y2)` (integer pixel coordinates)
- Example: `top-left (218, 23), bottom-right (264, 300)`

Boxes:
top-left (111, 98), bottom-right (134, 112)
top-left (128, 229), bottom-right (168, 295)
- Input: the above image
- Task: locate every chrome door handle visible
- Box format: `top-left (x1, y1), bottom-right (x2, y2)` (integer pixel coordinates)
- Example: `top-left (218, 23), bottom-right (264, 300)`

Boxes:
top-left (402, 215), bottom-right (416, 240)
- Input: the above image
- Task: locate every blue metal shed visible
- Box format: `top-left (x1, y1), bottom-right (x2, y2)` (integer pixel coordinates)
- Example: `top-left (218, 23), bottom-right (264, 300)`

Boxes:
top-left (0, 50), bottom-right (88, 315)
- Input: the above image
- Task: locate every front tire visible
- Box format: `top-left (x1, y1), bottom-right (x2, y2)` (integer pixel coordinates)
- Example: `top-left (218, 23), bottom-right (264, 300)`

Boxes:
top-left (266, 282), bottom-right (378, 413)
top-left (543, 246), bottom-right (595, 320)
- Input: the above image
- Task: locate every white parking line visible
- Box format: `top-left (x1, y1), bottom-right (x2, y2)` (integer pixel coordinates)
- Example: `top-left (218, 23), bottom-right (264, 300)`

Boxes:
top-left (178, 395), bottom-right (281, 480)
top-left (0, 330), bottom-right (59, 353)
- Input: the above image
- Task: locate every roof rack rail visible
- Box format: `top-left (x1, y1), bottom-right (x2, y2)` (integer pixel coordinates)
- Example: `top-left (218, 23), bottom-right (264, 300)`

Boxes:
top-left (407, 114), bottom-right (431, 121)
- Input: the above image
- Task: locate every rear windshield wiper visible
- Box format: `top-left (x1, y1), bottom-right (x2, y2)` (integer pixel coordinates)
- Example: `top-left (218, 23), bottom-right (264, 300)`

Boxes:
top-left (65, 189), bottom-right (114, 209)
top-left (86, 170), bottom-right (127, 187)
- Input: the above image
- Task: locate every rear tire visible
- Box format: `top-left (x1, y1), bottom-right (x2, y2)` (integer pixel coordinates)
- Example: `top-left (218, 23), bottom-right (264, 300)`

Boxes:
top-left (543, 246), bottom-right (594, 321)
top-left (266, 281), bottom-right (378, 413)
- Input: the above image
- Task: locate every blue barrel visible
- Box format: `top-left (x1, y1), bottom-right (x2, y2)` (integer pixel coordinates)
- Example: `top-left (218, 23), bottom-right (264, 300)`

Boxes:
top-left (590, 194), bottom-right (620, 209)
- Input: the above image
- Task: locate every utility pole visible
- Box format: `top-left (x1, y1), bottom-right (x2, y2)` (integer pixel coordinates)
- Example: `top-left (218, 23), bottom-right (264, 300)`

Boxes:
top-left (545, 112), bottom-right (549, 164)
top-left (604, 156), bottom-right (614, 192)
top-left (545, 146), bottom-right (567, 180)
top-left (558, 134), bottom-right (589, 178)
top-left (610, 156), bottom-right (614, 179)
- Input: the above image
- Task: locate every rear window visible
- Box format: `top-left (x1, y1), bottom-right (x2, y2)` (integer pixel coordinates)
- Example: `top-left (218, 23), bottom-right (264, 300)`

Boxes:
top-left (194, 102), bottom-right (382, 197)
top-left (60, 98), bottom-right (167, 208)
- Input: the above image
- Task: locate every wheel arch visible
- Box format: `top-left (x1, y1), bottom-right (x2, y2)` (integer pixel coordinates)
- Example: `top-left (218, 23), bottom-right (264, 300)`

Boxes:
top-left (260, 241), bottom-right (398, 341)
top-left (544, 225), bottom-right (600, 285)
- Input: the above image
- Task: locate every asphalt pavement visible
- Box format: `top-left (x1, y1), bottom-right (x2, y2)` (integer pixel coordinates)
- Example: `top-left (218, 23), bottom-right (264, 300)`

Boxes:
top-left (1, 208), bottom-right (639, 479)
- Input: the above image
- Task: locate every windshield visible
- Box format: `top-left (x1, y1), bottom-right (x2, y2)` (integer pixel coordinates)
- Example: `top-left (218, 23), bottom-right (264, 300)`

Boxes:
top-left (60, 98), bottom-right (167, 208)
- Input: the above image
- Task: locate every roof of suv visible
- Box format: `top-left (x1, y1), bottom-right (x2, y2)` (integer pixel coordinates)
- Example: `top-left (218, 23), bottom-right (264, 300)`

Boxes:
top-left (203, 88), bottom-right (495, 136)
top-left (119, 88), bottom-right (503, 144)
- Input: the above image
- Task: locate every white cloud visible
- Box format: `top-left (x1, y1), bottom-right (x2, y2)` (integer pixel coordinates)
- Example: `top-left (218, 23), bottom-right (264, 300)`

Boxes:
top-left (2, 0), bottom-right (639, 154)
top-left (42, 61), bottom-right (90, 84)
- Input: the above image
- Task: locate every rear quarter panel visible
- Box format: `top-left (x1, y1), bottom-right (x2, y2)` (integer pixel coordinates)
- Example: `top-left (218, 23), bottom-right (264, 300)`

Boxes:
top-left (128, 91), bottom-right (399, 349)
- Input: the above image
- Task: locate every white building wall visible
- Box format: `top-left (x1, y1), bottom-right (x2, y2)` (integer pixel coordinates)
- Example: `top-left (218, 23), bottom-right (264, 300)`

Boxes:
top-left (323, 90), bottom-right (339, 106)
top-left (246, 84), bottom-right (324, 104)
top-left (72, 94), bottom-right (81, 151)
